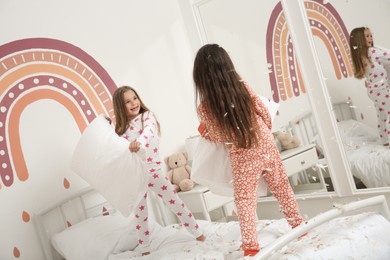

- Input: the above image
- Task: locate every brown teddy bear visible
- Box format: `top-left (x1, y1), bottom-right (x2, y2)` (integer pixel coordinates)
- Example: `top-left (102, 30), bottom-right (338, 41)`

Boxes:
top-left (273, 131), bottom-right (300, 151)
top-left (164, 152), bottom-right (194, 192)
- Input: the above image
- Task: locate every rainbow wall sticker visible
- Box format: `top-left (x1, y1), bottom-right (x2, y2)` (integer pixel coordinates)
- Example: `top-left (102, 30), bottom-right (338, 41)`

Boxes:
top-left (0, 38), bottom-right (117, 189)
top-left (266, 0), bottom-right (352, 103)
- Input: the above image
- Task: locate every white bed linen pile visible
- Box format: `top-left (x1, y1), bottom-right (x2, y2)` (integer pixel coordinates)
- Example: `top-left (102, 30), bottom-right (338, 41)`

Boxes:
top-left (337, 119), bottom-right (390, 188)
top-left (346, 145), bottom-right (390, 188)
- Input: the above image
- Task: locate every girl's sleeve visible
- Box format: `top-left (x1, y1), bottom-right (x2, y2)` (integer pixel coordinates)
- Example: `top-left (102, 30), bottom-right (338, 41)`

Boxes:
top-left (245, 83), bottom-right (272, 130)
top-left (197, 106), bottom-right (214, 142)
top-left (137, 111), bottom-right (159, 147)
top-left (373, 46), bottom-right (390, 64)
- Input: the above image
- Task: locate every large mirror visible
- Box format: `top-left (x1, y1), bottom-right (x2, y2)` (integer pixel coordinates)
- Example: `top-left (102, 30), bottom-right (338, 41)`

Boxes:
top-left (182, 0), bottom-right (336, 196)
top-left (310, 0), bottom-right (390, 191)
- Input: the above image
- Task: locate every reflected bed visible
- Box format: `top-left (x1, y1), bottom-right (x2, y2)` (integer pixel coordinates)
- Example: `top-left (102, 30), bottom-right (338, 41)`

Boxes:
top-left (291, 101), bottom-right (390, 189)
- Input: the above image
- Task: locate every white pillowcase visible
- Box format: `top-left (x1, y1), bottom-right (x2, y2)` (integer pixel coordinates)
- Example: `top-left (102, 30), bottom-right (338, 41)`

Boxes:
top-left (337, 119), bottom-right (380, 149)
top-left (51, 213), bottom-right (139, 260)
top-left (71, 115), bottom-right (148, 217)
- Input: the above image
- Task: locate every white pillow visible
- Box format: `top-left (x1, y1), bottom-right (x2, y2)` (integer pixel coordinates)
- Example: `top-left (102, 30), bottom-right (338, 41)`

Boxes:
top-left (51, 213), bottom-right (135, 260)
top-left (71, 115), bottom-right (148, 217)
top-left (337, 119), bottom-right (380, 148)
top-left (259, 95), bottom-right (280, 122)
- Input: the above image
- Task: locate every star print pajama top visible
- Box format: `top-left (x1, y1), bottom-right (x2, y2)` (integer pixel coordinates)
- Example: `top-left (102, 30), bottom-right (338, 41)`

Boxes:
top-left (364, 46), bottom-right (390, 144)
top-left (122, 111), bottom-right (201, 252)
top-left (198, 83), bottom-right (303, 251)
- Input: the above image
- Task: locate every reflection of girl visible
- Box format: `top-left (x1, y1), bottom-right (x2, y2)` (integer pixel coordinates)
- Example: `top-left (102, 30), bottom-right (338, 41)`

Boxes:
top-left (192, 44), bottom-right (304, 257)
top-left (349, 27), bottom-right (390, 146)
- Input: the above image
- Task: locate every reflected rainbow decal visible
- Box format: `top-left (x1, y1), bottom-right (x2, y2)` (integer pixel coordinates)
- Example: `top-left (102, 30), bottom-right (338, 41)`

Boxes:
top-left (0, 38), bottom-right (117, 188)
top-left (266, 0), bottom-right (352, 103)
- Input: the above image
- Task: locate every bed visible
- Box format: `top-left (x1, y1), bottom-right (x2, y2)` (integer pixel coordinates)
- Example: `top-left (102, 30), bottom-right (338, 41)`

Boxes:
top-left (291, 101), bottom-right (390, 189)
top-left (34, 187), bottom-right (390, 260)
top-left (334, 102), bottom-right (390, 188)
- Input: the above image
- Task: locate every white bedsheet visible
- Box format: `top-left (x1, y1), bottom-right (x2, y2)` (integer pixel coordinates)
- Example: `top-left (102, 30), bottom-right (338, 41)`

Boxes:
top-left (108, 212), bottom-right (390, 260)
top-left (346, 145), bottom-right (390, 188)
top-left (337, 119), bottom-right (390, 188)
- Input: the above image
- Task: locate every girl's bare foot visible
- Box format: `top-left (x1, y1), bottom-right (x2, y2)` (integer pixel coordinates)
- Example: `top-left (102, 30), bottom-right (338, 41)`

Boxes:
top-left (196, 234), bottom-right (206, 241)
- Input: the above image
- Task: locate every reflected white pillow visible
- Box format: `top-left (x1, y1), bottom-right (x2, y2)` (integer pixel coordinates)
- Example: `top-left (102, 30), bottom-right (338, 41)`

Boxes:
top-left (51, 213), bottom-right (135, 260)
top-left (337, 119), bottom-right (380, 148)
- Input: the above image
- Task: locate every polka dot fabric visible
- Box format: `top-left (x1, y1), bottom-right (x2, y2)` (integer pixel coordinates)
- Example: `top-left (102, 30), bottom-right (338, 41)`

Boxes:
top-left (198, 83), bottom-right (304, 251)
top-left (364, 46), bottom-right (390, 145)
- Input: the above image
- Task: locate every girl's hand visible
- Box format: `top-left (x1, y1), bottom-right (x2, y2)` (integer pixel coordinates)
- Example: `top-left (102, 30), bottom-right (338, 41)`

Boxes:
top-left (129, 141), bottom-right (141, 152)
top-left (198, 121), bottom-right (208, 137)
top-left (104, 115), bottom-right (112, 124)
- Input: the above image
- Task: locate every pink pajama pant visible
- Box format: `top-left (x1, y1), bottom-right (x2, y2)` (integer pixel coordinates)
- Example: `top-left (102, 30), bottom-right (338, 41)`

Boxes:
top-left (231, 145), bottom-right (304, 251)
top-left (367, 85), bottom-right (390, 144)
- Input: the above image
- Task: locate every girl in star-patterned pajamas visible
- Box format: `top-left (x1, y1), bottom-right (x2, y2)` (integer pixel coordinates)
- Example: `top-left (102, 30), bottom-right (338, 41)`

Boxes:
top-left (350, 27), bottom-right (390, 146)
top-left (192, 44), bottom-right (304, 257)
top-left (112, 86), bottom-right (205, 256)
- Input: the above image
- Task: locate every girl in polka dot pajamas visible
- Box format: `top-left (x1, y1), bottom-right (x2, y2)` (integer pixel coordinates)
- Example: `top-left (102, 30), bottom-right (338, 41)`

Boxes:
top-left (192, 44), bottom-right (304, 257)
top-left (112, 86), bottom-right (205, 256)
top-left (350, 27), bottom-right (390, 146)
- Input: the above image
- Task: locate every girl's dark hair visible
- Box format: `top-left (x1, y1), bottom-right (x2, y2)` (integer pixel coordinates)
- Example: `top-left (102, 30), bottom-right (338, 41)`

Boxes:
top-left (112, 85), bottom-right (160, 136)
top-left (349, 27), bottom-right (372, 79)
top-left (193, 44), bottom-right (259, 148)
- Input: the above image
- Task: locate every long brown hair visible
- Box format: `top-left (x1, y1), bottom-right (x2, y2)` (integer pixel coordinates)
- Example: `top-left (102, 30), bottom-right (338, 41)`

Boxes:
top-left (193, 44), bottom-right (259, 148)
top-left (112, 86), bottom-right (160, 136)
top-left (349, 27), bottom-right (372, 79)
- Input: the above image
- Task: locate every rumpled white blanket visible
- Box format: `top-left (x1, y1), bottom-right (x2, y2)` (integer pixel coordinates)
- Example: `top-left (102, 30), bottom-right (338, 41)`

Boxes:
top-left (337, 119), bottom-right (390, 188)
top-left (108, 212), bottom-right (390, 260)
top-left (71, 115), bottom-right (148, 217)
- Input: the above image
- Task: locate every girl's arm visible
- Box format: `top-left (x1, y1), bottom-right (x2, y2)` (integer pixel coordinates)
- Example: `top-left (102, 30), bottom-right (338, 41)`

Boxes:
top-left (372, 46), bottom-right (390, 64)
top-left (197, 106), bottom-right (213, 142)
top-left (244, 83), bottom-right (272, 130)
top-left (136, 111), bottom-right (159, 148)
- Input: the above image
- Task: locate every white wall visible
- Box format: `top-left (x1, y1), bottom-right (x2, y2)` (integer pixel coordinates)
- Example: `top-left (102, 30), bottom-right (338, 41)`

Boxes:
top-left (0, 0), bottom-right (199, 259)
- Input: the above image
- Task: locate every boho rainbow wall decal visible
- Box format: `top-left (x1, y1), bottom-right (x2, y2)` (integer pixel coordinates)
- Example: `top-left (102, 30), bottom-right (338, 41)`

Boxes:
top-left (0, 38), bottom-right (117, 189)
top-left (266, 0), bottom-right (352, 103)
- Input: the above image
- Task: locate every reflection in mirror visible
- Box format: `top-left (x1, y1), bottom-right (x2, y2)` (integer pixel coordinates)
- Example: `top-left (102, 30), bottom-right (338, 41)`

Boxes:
top-left (311, 0), bottom-right (390, 190)
top-left (191, 0), bottom-right (334, 195)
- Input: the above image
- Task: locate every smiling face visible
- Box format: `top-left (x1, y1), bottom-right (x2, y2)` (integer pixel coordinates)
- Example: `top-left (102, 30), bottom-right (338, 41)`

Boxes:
top-left (123, 89), bottom-right (141, 120)
top-left (364, 28), bottom-right (373, 47)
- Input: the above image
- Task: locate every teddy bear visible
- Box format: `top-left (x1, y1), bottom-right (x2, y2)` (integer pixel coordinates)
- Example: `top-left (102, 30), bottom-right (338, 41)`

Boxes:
top-left (273, 131), bottom-right (301, 151)
top-left (164, 152), bottom-right (194, 192)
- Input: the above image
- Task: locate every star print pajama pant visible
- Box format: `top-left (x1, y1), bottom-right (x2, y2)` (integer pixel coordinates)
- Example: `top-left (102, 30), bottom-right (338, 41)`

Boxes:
top-left (367, 86), bottom-right (390, 144)
top-left (133, 161), bottom-right (202, 252)
top-left (231, 150), bottom-right (304, 251)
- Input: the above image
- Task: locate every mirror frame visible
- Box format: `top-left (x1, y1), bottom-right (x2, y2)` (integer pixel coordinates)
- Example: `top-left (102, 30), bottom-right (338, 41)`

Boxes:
top-left (282, 0), bottom-right (390, 196)
top-left (280, 0), bottom-right (353, 196)
top-left (178, 0), bottom-right (390, 197)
